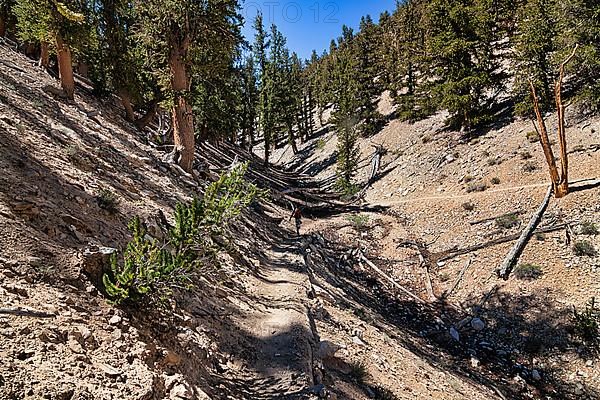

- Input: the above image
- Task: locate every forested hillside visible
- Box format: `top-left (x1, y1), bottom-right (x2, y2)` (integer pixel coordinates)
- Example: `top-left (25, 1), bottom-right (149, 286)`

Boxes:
top-left (0, 0), bottom-right (599, 399)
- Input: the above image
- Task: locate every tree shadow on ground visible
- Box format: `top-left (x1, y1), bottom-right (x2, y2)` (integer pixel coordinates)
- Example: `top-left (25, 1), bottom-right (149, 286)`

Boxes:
top-left (303, 233), bottom-right (600, 400)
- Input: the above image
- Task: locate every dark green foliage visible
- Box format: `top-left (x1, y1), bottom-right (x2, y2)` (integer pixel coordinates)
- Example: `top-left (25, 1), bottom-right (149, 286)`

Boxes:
top-left (103, 163), bottom-right (264, 304)
top-left (424, 0), bottom-right (501, 130)
top-left (495, 212), bottom-right (520, 229)
top-left (462, 202), bottom-right (475, 211)
top-left (580, 221), bottom-right (599, 236)
top-left (371, 386), bottom-right (399, 400)
top-left (526, 131), bottom-right (540, 143)
top-left (573, 298), bottom-right (599, 345)
top-left (514, 263), bottom-right (543, 280)
top-left (96, 188), bottom-right (119, 214)
top-left (523, 161), bottom-right (539, 172)
top-left (466, 182), bottom-right (488, 193)
top-left (573, 241), bottom-right (597, 257)
top-left (348, 360), bottom-right (369, 384)
top-left (512, 0), bottom-right (558, 117)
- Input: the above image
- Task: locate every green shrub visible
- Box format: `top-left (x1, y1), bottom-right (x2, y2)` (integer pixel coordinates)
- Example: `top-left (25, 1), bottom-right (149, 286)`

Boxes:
top-left (103, 163), bottom-right (265, 304)
top-left (335, 178), bottom-right (361, 197)
top-left (573, 241), bottom-right (597, 257)
top-left (514, 263), bottom-right (543, 280)
top-left (491, 177), bottom-right (501, 185)
top-left (521, 151), bottom-right (533, 160)
top-left (496, 212), bottom-right (520, 229)
top-left (316, 138), bottom-right (326, 150)
top-left (580, 221), bottom-right (599, 236)
top-left (463, 175), bottom-right (475, 183)
top-left (439, 272), bottom-right (451, 282)
top-left (462, 202), bottom-right (475, 211)
top-left (348, 361), bottom-right (369, 384)
top-left (523, 162), bottom-right (539, 172)
top-left (526, 131), bottom-right (539, 143)
top-left (97, 189), bottom-right (119, 214)
top-left (573, 298), bottom-right (599, 345)
top-left (347, 214), bottom-right (370, 229)
top-left (466, 183), bottom-right (488, 193)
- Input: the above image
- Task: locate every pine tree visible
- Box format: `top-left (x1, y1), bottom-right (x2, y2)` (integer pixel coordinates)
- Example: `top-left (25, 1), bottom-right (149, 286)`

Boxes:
top-left (239, 55), bottom-right (258, 150)
top-left (331, 46), bottom-right (360, 190)
top-left (0, 0), bottom-right (15, 37)
top-left (253, 13), bottom-right (274, 165)
top-left (13, 0), bottom-right (89, 99)
top-left (355, 15), bottom-right (384, 137)
top-left (135, 0), bottom-right (242, 172)
top-left (425, 0), bottom-right (501, 131)
top-left (512, 0), bottom-right (557, 116)
top-left (557, 0), bottom-right (600, 110)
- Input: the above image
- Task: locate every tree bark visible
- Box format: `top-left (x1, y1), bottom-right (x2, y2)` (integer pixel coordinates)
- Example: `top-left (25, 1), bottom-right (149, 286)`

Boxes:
top-left (168, 39), bottom-right (194, 172)
top-left (39, 42), bottom-right (50, 68)
top-left (134, 100), bottom-right (159, 131)
top-left (119, 89), bottom-right (135, 122)
top-left (0, 14), bottom-right (6, 37)
top-left (56, 34), bottom-right (75, 100)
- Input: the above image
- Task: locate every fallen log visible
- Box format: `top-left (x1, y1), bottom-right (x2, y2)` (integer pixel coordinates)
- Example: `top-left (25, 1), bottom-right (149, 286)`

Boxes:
top-left (0, 307), bottom-right (56, 318)
top-left (497, 185), bottom-right (553, 280)
top-left (441, 258), bottom-right (472, 299)
top-left (436, 221), bottom-right (565, 263)
top-left (358, 251), bottom-right (426, 304)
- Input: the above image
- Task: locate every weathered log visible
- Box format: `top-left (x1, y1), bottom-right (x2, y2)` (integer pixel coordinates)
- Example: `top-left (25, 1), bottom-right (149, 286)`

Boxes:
top-left (441, 258), bottom-right (472, 299)
top-left (0, 307), bottom-right (55, 318)
top-left (497, 185), bottom-right (553, 280)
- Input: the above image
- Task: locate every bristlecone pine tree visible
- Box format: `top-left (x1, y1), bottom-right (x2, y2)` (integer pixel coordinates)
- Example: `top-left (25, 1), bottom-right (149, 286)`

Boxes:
top-left (512, 0), bottom-right (558, 117)
top-left (425, 0), bottom-right (501, 131)
top-left (135, 0), bottom-right (241, 172)
top-left (13, 0), bottom-right (88, 99)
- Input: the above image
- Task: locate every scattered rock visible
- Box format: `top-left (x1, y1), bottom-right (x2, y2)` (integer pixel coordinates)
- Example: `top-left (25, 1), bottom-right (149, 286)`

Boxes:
top-left (68, 339), bottom-right (85, 354)
top-left (15, 349), bottom-right (35, 360)
top-left (26, 256), bottom-right (42, 268)
top-left (319, 340), bottom-right (343, 359)
top-left (450, 327), bottom-right (460, 342)
top-left (470, 357), bottom-right (480, 368)
top-left (470, 318), bottom-right (485, 332)
top-left (170, 382), bottom-right (193, 399)
top-left (96, 363), bottom-right (121, 377)
top-left (531, 369), bottom-right (541, 381)
top-left (108, 315), bottom-right (122, 325)
top-left (352, 336), bottom-right (367, 347)
top-left (81, 246), bottom-right (117, 284)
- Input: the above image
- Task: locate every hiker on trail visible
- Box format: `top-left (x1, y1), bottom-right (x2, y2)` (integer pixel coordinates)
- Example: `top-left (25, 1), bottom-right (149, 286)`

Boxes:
top-left (290, 206), bottom-right (302, 235)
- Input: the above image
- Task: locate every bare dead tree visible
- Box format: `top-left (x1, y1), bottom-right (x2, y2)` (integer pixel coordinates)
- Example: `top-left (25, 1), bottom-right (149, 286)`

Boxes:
top-left (528, 44), bottom-right (578, 198)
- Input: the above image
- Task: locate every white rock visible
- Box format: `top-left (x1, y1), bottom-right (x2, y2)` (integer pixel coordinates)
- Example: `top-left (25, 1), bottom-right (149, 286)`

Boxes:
top-left (108, 315), bottom-right (122, 325)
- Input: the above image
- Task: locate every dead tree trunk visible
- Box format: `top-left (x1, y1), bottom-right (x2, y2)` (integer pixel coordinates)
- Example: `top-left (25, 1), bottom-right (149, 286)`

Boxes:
top-left (168, 36), bottom-right (194, 172)
top-left (39, 42), bottom-right (50, 68)
top-left (56, 33), bottom-right (75, 100)
top-left (0, 14), bottom-right (6, 37)
top-left (529, 45), bottom-right (577, 199)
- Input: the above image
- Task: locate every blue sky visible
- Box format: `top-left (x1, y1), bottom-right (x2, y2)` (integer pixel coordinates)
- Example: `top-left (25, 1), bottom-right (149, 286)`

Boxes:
top-left (240, 0), bottom-right (398, 61)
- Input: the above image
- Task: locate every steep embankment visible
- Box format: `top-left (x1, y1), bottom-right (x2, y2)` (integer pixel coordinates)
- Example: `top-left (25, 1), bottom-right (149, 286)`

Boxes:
top-left (0, 42), bottom-right (322, 399)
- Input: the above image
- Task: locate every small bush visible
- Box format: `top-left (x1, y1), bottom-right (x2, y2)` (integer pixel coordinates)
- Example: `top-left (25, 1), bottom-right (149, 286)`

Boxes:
top-left (463, 175), bottom-right (475, 183)
top-left (316, 139), bottom-right (326, 150)
top-left (421, 135), bottom-right (432, 144)
top-left (573, 241), bottom-right (597, 257)
top-left (514, 263), bottom-right (543, 280)
top-left (466, 183), bottom-right (488, 193)
top-left (523, 162), bottom-right (539, 173)
top-left (347, 214), bottom-right (370, 230)
top-left (521, 151), bottom-right (533, 160)
top-left (580, 221), bottom-right (599, 236)
top-left (335, 178), bottom-right (361, 197)
top-left (535, 232), bottom-right (546, 241)
top-left (496, 212), bottom-right (520, 229)
top-left (487, 157), bottom-right (501, 166)
top-left (439, 272), bottom-right (451, 283)
top-left (573, 298), bottom-right (599, 345)
top-left (462, 202), bottom-right (475, 211)
top-left (103, 163), bottom-right (265, 304)
top-left (97, 189), bottom-right (119, 214)
top-left (348, 361), bottom-right (369, 384)
top-left (491, 177), bottom-right (501, 185)
top-left (526, 131), bottom-right (539, 143)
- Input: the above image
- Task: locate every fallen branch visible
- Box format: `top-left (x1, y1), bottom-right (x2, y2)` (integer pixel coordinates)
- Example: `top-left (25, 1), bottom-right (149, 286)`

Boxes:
top-left (436, 222), bottom-right (566, 263)
top-left (358, 251), bottom-right (426, 304)
top-left (441, 258), bottom-right (472, 299)
top-left (497, 185), bottom-right (553, 280)
top-left (0, 307), bottom-right (56, 318)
